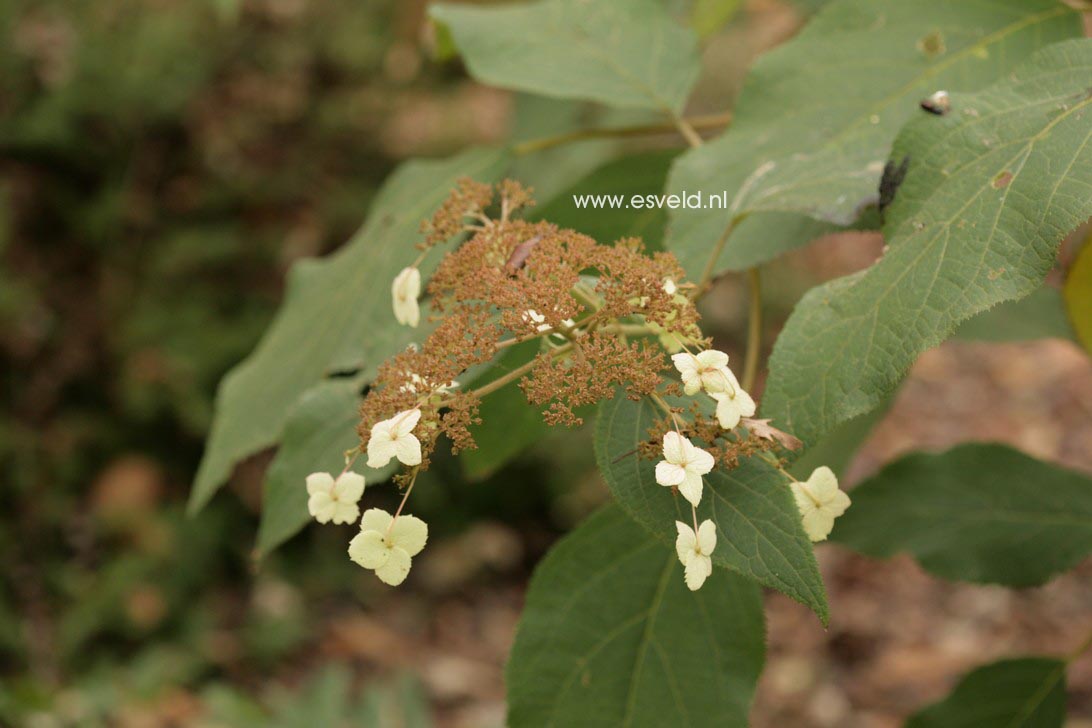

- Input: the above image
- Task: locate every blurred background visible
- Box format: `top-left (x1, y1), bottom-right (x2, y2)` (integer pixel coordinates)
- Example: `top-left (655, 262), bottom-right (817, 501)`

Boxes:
top-left (1, 0), bottom-right (1089, 726)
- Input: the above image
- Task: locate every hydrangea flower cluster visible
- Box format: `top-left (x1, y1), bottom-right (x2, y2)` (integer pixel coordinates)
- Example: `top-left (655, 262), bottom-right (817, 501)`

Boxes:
top-left (303, 179), bottom-right (849, 589)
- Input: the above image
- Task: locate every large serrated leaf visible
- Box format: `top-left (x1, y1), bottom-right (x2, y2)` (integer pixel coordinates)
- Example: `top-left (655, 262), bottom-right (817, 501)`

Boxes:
top-left (905, 657), bottom-right (1066, 728)
top-left (664, 0), bottom-right (1081, 278)
top-left (431, 0), bottom-right (700, 113)
top-left (833, 444), bottom-right (1092, 588)
top-left (764, 39), bottom-right (1092, 446)
top-left (190, 147), bottom-right (510, 513)
top-left (506, 504), bottom-right (765, 728)
top-left (595, 393), bottom-right (828, 623)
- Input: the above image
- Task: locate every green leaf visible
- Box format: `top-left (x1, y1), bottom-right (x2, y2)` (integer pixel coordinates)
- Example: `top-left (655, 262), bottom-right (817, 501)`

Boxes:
top-left (788, 394), bottom-right (893, 481)
top-left (833, 444), bottom-right (1092, 587)
top-left (716, 208), bottom-right (880, 273)
top-left (256, 380), bottom-right (396, 556)
top-left (691, 0), bottom-right (743, 40)
top-left (595, 393), bottom-right (828, 622)
top-left (1064, 234), bottom-right (1092, 356)
top-left (430, 0), bottom-right (700, 113)
top-left (507, 504), bottom-right (765, 727)
top-left (531, 150), bottom-right (679, 251)
top-left (764, 39), bottom-right (1092, 446)
top-left (905, 658), bottom-right (1066, 728)
top-left (665, 0), bottom-right (1082, 278)
top-left (190, 147), bottom-right (510, 514)
top-left (954, 286), bottom-right (1075, 343)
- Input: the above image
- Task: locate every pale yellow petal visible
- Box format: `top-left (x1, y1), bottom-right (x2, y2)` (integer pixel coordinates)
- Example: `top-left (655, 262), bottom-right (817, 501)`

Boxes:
top-left (696, 520), bottom-right (717, 555)
top-left (305, 472), bottom-right (335, 496)
top-left (330, 500), bottom-right (360, 525)
top-left (367, 430), bottom-right (397, 468)
top-left (662, 431), bottom-right (686, 464)
top-left (374, 547), bottom-right (412, 586)
top-left (348, 530), bottom-right (390, 569)
top-left (678, 472), bottom-right (703, 507)
top-left (675, 521), bottom-right (696, 565)
top-left (394, 433), bottom-right (422, 466)
top-left (684, 554), bottom-right (712, 590)
top-left (308, 492), bottom-right (336, 524)
top-left (360, 508), bottom-right (393, 533)
top-left (390, 514), bottom-right (428, 556)
top-left (806, 466), bottom-right (839, 500)
top-left (655, 461), bottom-right (686, 487)
top-left (686, 443), bottom-right (715, 476)
top-left (333, 472), bottom-right (365, 503)
top-left (695, 350), bottom-right (729, 370)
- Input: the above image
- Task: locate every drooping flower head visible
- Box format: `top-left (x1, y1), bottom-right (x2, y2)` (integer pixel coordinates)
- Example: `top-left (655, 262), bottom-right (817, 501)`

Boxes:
top-left (675, 519), bottom-right (716, 590)
top-left (306, 471), bottom-right (365, 525)
top-left (367, 408), bottom-right (423, 468)
top-left (655, 431), bottom-right (715, 507)
top-left (348, 508), bottom-right (428, 585)
top-left (790, 466), bottom-right (851, 542)
top-left (392, 266), bottom-right (422, 327)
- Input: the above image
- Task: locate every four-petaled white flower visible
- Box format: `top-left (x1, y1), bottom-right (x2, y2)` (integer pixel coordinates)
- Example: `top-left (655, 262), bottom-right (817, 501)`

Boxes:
top-left (391, 266), bottom-right (421, 327)
top-left (348, 508), bottom-right (428, 585)
top-left (306, 471), bottom-right (365, 524)
top-left (523, 309), bottom-right (550, 332)
top-left (655, 431), bottom-right (714, 507)
top-left (709, 369), bottom-right (756, 430)
top-left (671, 350), bottom-right (734, 396)
top-left (367, 408), bottom-right (423, 468)
top-left (790, 466), bottom-right (851, 542)
top-left (675, 519), bottom-right (716, 591)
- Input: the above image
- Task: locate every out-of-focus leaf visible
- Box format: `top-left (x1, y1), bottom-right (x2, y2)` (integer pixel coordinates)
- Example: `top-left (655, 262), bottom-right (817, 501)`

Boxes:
top-left (1065, 235), bottom-right (1092, 356)
top-left (190, 147), bottom-right (509, 514)
top-left (691, 0), bottom-right (744, 40)
top-left (665, 0), bottom-right (1082, 278)
top-left (833, 444), bottom-right (1092, 587)
top-left (954, 286), bottom-right (1075, 343)
top-left (507, 504), bottom-right (765, 727)
top-left (905, 658), bottom-right (1066, 728)
top-left (764, 40), bottom-right (1092, 446)
top-left (431, 0), bottom-right (700, 113)
top-left (257, 380), bottom-right (395, 556)
top-left (595, 393), bottom-right (828, 623)
top-left (532, 150), bottom-right (678, 250)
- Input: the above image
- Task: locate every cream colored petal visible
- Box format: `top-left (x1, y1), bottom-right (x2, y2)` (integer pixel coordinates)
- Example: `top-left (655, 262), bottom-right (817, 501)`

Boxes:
top-left (714, 393), bottom-right (742, 429)
top-left (675, 521), bottom-right (696, 565)
top-left (802, 509), bottom-right (835, 542)
top-left (685, 443), bottom-right (715, 476)
top-left (330, 500), bottom-right (360, 525)
top-left (695, 350), bottom-right (729, 370)
top-left (394, 433), bottom-right (422, 466)
top-left (696, 520), bottom-right (717, 555)
top-left (348, 530), bottom-right (390, 569)
top-left (701, 368), bottom-right (732, 394)
top-left (390, 514), bottom-right (428, 556)
top-left (308, 492), bottom-right (336, 524)
top-left (661, 431), bottom-right (687, 464)
top-left (360, 507), bottom-right (393, 533)
top-left (683, 377), bottom-right (702, 396)
top-left (735, 386), bottom-right (756, 419)
top-left (684, 554), bottom-right (712, 590)
top-left (305, 472), bottom-right (335, 496)
top-left (790, 482), bottom-right (818, 515)
top-left (670, 352), bottom-right (698, 377)
top-left (374, 547), bottom-right (412, 586)
top-left (806, 466), bottom-right (839, 499)
top-left (655, 461), bottom-right (686, 487)
top-left (826, 489), bottom-right (851, 518)
top-left (678, 472), bottom-right (703, 507)
top-left (366, 433), bottom-right (398, 468)
top-left (391, 408), bottom-right (422, 437)
top-left (333, 472), bottom-right (365, 503)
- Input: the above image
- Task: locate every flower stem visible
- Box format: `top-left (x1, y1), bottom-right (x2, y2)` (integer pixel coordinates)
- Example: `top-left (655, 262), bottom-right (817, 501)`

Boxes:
top-left (511, 111), bottom-right (732, 157)
top-left (742, 267), bottom-right (762, 392)
top-left (387, 468), bottom-right (419, 537)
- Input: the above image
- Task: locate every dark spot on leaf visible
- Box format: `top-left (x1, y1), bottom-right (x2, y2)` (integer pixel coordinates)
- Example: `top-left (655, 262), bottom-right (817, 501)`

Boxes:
top-left (992, 171), bottom-right (1013, 190)
top-left (878, 156), bottom-right (910, 222)
top-left (917, 30), bottom-right (945, 58)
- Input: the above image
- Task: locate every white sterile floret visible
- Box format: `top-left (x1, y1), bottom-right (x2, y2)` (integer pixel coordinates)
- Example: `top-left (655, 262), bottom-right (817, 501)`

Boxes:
top-left (391, 266), bottom-right (421, 327)
top-left (671, 350), bottom-right (734, 396)
top-left (662, 278), bottom-right (677, 295)
top-left (348, 508), bottom-right (428, 586)
top-left (675, 519), bottom-right (716, 590)
top-left (523, 309), bottom-right (550, 332)
top-left (655, 431), bottom-right (715, 507)
top-left (367, 408), bottom-right (423, 468)
top-left (790, 466), bottom-right (851, 542)
top-left (709, 369), bottom-right (756, 430)
top-left (306, 471), bottom-right (365, 524)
